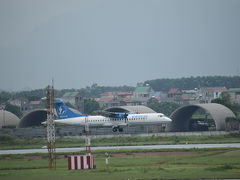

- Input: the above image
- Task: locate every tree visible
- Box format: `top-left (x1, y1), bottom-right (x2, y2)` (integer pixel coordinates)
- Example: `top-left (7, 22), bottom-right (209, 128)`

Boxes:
top-left (145, 76), bottom-right (240, 91)
top-left (0, 91), bottom-right (11, 104)
top-left (211, 92), bottom-right (240, 115)
top-left (84, 99), bottom-right (100, 115)
top-left (147, 101), bottom-right (180, 116)
top-left (4, 103), bottom-right (23, 118)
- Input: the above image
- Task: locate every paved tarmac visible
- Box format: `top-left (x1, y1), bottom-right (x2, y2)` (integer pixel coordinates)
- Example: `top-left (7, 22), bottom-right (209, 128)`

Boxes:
top-left (0, 143), bottom-right (240, 155)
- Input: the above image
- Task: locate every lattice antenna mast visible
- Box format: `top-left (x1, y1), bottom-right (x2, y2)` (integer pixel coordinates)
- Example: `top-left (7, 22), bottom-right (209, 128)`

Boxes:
top-left (46, 85), bottom-right (56, 170)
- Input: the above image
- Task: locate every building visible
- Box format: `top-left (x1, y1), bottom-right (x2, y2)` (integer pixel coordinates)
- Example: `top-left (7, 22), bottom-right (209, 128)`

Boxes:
top-left (167, 88), bottom-right (182, 103)
top-left (180, 89), bottom-right (199, 105)
top-left (8, 98), bottom-right (29, 113)
top-left (132, 86), bottom-right (153, 105)
top-left (228, 88), bottom-right (240, 104)
top-left (8, 98), bottom-right (45, 114)
top-left (116, 92), bottom-right (133, 102)
top-left (199, 87), bottom-right (227, 103)
top-left (150, 91), bottom-right (161, 102)
top-left (28, 101), bottom-right (44, 110)
top-left (98, 87), bottom-right (155, 108)
top-left (98, 91), bottom-right (133, 108)
top-left (98, 96), bottom-right (119, 108)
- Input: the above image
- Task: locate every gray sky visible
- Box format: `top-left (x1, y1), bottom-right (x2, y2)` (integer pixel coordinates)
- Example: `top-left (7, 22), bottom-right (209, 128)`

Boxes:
top-left (0, 0), bottom-right (240, 91)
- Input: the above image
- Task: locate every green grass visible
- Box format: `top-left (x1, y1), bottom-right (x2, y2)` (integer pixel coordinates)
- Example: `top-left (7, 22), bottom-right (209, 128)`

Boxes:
top-left (0, 148), bottom-right (240, 179)
top-left (1, 132), bottom-right (240, 150)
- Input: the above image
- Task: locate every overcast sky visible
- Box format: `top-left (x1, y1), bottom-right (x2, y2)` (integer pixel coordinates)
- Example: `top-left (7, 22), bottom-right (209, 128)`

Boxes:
top-left (0, 0), bottom-right (239, 91)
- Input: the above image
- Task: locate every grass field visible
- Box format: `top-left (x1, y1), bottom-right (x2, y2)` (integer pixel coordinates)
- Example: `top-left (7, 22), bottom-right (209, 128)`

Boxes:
top-left (1, 132), bottom-right (240, 150)
top-left (0, 148), bottom-right (240, 180)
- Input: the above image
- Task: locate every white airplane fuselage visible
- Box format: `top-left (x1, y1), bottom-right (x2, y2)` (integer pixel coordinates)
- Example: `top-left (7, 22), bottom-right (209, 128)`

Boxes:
top-left (54, 113), bottom-right (171, 128)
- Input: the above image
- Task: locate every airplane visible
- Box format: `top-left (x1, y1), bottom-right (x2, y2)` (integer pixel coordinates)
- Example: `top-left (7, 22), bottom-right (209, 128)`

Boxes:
top-left (53, 98), bottom-right (172, 132)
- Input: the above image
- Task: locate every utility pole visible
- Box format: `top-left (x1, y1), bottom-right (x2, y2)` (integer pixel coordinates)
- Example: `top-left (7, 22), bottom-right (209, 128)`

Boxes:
top-left (85, 116), bottom-right (91, 155)
top-left (46, 85), bottom-right (56, 170)
top-left (0, 104), bottom-right (6, 129)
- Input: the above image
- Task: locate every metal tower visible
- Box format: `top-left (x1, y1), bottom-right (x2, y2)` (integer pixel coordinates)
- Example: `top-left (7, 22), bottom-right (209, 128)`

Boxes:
top-left (46, 85), bottom-right (56, 170)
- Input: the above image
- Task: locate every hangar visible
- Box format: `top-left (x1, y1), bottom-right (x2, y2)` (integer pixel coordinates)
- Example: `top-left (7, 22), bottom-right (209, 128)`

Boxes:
top-left (18, 103), bottom-right (236, 132)
top-left (167, 103), bottom-right (236, 132)
top-left (18, 108), bottom-right (81, 128)
top-left (0, 110), bottom-right (20, 128)
top-left (105, 105), bottom-right (156, 113)
top-left (18, 109), bottom-right (47, 128)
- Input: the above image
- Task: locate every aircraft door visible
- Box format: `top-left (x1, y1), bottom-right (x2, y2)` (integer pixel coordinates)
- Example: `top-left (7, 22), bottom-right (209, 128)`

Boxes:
top-left (124, 113), bottom-right (128, 124)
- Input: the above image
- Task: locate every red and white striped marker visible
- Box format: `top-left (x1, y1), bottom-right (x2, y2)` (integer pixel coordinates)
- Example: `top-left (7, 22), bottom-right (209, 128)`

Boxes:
top-left (67, 155), bottom-right (94, 170)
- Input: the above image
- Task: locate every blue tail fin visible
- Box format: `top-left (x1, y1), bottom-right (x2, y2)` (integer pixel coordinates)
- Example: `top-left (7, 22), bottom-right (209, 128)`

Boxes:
top-left (54, 98), bottom-right (86, 119)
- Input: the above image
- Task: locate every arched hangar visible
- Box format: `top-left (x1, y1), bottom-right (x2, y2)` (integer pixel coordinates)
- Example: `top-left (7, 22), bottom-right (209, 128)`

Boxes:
top-left (0, 110), bottom-right (20, 128)
top-left (18, 109), bottom-right (47, 128)
top-left (167, 103), bottom-right (236, 132)
top-left (105, 105), bottom-right (156, 113)
top-left (18, 108), bottom-right (81, 128)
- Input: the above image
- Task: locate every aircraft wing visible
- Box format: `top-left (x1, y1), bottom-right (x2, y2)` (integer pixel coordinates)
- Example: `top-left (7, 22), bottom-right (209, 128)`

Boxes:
top-left (117, 123), bottom-right (128, 127)
top-left (95, 110), bottom-right (129, 118)
top-left (102, 122), bottom-right (128, 127)
top-left (102, 122), bottom-right (114, 127)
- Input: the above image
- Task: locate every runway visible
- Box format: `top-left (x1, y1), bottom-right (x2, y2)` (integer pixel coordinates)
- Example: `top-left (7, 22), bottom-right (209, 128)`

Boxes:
top-left (0, 143), bottom-right (240, 155)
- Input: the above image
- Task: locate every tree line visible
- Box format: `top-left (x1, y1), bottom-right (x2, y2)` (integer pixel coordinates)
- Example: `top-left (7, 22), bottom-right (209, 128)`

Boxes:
top-left (1, 76), bottom-right (240, 117)
top-left (144, 76), bottom-right (240, 91)
top-left (0, 84), bottom-right (135, 102)
top-left (1, 76), bottom-right (239, 102)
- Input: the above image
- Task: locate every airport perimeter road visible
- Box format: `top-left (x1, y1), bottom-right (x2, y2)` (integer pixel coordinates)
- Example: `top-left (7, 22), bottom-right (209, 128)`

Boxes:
top-left (1, 143), bottom-right (240, 155)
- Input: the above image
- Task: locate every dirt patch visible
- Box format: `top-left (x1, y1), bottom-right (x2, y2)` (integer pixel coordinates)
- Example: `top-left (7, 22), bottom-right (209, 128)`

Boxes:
top-left (24, 156), bottom-right (43, 160)
top-left (23, 155), bottom-right (65, 160)
top-left (222, 149), bottom-right (240, 156)
top-left (4, 157), bottom-right (12, 160)
top-left (112, 151), bottom-right (193, 157)
top-left (56, 155), bottom-right (65, 159)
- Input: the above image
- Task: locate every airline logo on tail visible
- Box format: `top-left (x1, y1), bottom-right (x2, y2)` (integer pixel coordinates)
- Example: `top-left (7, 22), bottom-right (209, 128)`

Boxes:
top-left (58, 106), bottom-right (66, 116)
top-left (55, 99), bottom-right (85, 119)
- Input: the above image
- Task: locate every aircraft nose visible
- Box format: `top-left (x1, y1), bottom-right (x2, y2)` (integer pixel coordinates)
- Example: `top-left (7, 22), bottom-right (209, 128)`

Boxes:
top-left (165, 117), bottom-right (172, 122)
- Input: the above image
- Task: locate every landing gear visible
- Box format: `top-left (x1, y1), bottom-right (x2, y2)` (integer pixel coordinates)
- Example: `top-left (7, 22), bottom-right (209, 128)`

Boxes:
top-left (112, 127), bottom-right (118, 132)
top-left (119, 127), bottom-right (123, 132)
top-left (112, 126), bottom-right (123, 132)
top-left (83, 129), bottom-right (91, 134)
